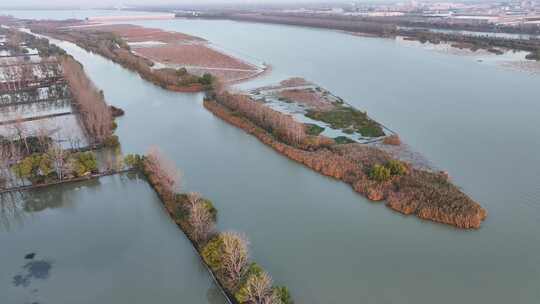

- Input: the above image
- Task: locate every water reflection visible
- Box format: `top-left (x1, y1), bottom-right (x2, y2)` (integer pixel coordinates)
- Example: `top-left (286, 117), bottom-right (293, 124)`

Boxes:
top-left (11, 253), bottom-right (52, 304)
top-left (0, 98), bottom-right (72, 121)
top-left (12, 259), bottom-right (53, 288)
top-left (206, 284), bottom-right (227, 304)
top-left (0, 178), bottom-right (102, 231)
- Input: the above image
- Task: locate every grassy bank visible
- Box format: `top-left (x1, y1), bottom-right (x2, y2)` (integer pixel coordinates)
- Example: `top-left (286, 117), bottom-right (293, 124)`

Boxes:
top-left (305, 104), bottom-right (385, 137)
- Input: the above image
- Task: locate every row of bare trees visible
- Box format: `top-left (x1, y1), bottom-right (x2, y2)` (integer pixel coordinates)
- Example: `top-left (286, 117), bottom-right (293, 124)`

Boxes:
top-left (141, 147), bottom-right (291, 304)
top-left (185, 192), bottom-right (216, 244)
top-left (61, 56), bottom-right (112, 145)
top-left (202, 230), bottom-right (285, 303)
top-left (145, 147), bottom-right (181, 201)
top-left (214, 89), bottom-right (306, 146)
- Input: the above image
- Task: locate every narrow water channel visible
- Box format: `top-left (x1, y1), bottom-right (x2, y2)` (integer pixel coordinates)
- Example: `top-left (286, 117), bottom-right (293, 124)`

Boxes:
top-left (2, 10), bottom-right (540, 304)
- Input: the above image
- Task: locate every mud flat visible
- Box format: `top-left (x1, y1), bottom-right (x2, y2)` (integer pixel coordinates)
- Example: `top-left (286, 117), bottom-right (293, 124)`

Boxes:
top-left (97, 24), bottom-right (266, 83)
top-left (27, 21), bottom-right (266, 86)
top-left (205, 83), bottom-right (486, 229)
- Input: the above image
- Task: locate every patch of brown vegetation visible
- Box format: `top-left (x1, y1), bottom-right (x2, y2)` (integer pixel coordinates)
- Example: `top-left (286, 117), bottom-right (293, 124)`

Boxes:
top-left (256, 77), bottom-right (311, 92)
top-left (383, 134), bottom-right (401, 146)
top-left (280, 77), bottom-right (311, 87)
top-left (279, 89), bottom-right (335, 111)
top-left (135, 44), bottom-right (254, 70)
top-left (28, 23), bottom-right (209, 92)
top-left (204, 98), bottom-right (486, 229)
top-left (30, 21), bottom-right (262, 84)
top-left (77, 23), bottom-right (261, 83)
top-left (61, 56), bottom-right (113, 145)
top-left (81, 24), bottom-right (203, 43)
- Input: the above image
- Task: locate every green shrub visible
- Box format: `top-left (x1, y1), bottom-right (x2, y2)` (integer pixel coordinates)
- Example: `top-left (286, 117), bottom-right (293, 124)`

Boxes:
top-left (38, 154), bottom-right (54, 176)
top-left (305, 124), bottom-right (325, 136)
top-left (333, 136), bottom-right (355, 144)
top-left (235, 263), bottom-right (272, 303)
top-left (12, 153), bottom-right (55, 183)
top-left (369, 164), bottom-right (391, 182)
top-left (202, 199), bottom-right (218, 222)
top-left (273, 286), bottom-right (294, 304)
top-left (12, 157), bottom-right (35, 179)
top-left (124, 154), bottom-right (144, 169)
top-left (71, 152), bottom-right (97, 176)
top-left (198, 73), bottom-right (213, 86)
top-left (201, 235), bottom-right (224, 270)
top-left (305, 105), bottom-right (385, 137)
top-left (386, 160), bottom-right (407, 176)
top-left (104, 135), bottom-right (120, 148)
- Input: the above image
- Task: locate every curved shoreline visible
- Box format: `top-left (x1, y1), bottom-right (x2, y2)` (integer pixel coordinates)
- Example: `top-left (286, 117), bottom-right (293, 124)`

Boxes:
top-left (203, 99), bottom-right (487, 229)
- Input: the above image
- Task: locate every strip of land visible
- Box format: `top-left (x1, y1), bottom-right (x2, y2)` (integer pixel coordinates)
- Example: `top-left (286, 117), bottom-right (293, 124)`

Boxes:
top-left (25, 20), bottom-right (267, 88)
top-left (205, 79), bottom-right (487, 229)
top-left (178, 12), bottom-right (540, 61)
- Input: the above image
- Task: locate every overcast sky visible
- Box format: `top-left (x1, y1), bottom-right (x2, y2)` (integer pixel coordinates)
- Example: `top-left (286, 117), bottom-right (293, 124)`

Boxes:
top-left (1, 0), bottom-right (355, 8)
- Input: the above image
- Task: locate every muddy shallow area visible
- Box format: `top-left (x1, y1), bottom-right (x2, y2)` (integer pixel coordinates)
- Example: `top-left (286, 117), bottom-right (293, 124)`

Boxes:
top-left (80, 23), bottom-right (266, 83)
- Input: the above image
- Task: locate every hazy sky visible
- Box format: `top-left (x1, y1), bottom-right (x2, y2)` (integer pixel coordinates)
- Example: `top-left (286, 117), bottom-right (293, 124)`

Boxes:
top-left (1, 0), bottom-right (351, 8)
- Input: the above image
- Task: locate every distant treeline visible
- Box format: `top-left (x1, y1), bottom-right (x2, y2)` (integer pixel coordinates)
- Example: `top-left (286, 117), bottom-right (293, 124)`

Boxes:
top-left (400, 28), bottom-right (540, 59)
top-left (369, 15), bottom-right (540, 36)
top-left (178, 12), bottom-right (540, 60)
top-left (177, 10), bottom-right (540, 36)
top-left (177, 12), bottom-right (397, 36)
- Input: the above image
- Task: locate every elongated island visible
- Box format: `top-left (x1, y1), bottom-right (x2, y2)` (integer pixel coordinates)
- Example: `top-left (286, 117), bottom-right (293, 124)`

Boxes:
top-left (18, 18), bottom-right (487, 229)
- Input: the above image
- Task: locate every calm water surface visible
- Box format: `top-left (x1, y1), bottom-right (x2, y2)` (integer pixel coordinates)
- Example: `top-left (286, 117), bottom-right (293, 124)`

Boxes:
top-left (0, 175), bottom-right (226, 304)
top-left (2, 10), bottom-right (540, 304)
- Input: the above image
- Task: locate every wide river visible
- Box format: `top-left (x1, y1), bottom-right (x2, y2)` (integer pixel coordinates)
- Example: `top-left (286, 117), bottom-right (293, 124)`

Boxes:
top-left (2, 10), bottom-right (540, 304)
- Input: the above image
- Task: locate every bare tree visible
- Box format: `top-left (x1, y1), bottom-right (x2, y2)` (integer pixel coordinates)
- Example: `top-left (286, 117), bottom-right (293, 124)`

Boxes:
top-left (187, 192), bottom-right (203, 209)
top-left (238, 271), bottom-right (279, 304)
top-left (220, 231), bottom-right (250, 290)
top-left (10, 115), bottom-right (29, 154)
top-left (47, 143), bottom-right (65, 180)
top-left (61, 56), bottom-right (112, 145)
top-left (146, 146), bottom-right (181, 199)
top-left (0, 144), bottom-right (10, 188)
top-left (188, 200), bottom-right (215, 244)
top-left (35, 121), bottom-right (51, 152)
top-left (215, 89), bottom-right (306, 146)
top-left (21, 64), bottom-right (34, 83)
